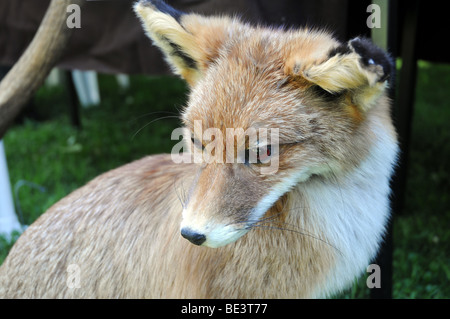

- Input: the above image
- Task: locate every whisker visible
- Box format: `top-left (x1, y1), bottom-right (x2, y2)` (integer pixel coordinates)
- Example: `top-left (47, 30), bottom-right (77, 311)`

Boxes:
top-left (131, 115), bottom-right (180, 140)
top-left (233, 212), bottom-right (325, 246)
top-left (234, 210), bottom-right (284, 225)
top-left (229, 195), bottom-right (341, 254)
top-left (232, 196), bottom-right (296, 226)
top-left (247, 212), bottom-right (321, 241)
top-left (128, 111), bottom-right (179, 123)
top-left (233, 203), bottom-right (307, 228)
top-left (180, 179), bottom-right (189, 208)
top-left (172, 180), bottom-right (184, 209)
top-left (255, 219), bottom-right (306, 232)
top-left (249, 224), bottom-right (342, 255)
top-left (172, 178), bottom-right (188, 209)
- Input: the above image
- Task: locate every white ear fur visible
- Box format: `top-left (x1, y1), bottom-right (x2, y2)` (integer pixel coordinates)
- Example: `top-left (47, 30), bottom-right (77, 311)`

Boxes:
top-left (303, 52), bottom-right (385, 92)
top-left (300, 37), bottom-right (393, 111)
top-left (134, 1), bottom-right (202, 84)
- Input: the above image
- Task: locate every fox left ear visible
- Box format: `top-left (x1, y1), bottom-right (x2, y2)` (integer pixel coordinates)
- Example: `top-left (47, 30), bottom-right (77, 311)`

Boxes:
top-left (134, 0), bottom-right (235, 86)
top-left (299, 37), bottom-right (394, 111)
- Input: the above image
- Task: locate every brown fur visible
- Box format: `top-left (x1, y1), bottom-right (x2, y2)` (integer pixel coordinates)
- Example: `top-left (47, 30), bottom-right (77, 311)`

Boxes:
top-left (0, 155), bottom-right (332, 298)
top-left (0, 1), bottom-right (397, 298)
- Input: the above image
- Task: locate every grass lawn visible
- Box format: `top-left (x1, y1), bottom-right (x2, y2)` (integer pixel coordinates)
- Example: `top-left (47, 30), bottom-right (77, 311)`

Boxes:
top-left (0, 60), bottom-right (449, 298)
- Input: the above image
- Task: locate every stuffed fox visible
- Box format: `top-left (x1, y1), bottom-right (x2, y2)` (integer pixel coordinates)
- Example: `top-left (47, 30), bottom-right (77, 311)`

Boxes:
top-left (0, 0), bottom-right (398, 298)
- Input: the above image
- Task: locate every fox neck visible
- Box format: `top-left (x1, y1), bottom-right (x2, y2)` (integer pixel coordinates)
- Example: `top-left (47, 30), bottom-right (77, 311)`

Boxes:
top-left (277, 116), bottom-right (398, 297)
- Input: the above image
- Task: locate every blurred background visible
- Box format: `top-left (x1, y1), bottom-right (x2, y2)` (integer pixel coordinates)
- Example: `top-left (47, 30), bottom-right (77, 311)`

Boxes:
top-left (0, 0), bottom-right (448, 298)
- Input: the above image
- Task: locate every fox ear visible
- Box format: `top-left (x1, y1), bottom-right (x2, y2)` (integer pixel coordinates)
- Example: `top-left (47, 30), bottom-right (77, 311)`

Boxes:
top-left (296, 37), bottom-right (394, 111)
top-left (134, 0), bottom-right (233, 85)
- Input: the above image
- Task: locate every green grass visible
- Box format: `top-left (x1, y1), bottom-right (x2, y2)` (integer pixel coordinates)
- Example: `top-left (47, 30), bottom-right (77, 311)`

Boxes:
top-left (335, 61), bottom-right (450, 299)
top-left (2, 74), bottom-right (186, 224)
top-left (0, 61), bottom-right (449, 298)
top-left (390, 61), bottom-right (450, 298)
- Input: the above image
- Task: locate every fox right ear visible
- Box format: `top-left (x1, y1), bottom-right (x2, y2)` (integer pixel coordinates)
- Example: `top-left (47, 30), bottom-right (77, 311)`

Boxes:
top-left (134, 0), bottom-right (235, 85)
top-left (290, 37), bottom-right (394, 112)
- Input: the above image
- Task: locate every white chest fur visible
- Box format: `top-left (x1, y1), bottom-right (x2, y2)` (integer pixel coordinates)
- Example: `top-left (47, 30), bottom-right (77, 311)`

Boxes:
top-left (300, 120), bottom-right (399, 297)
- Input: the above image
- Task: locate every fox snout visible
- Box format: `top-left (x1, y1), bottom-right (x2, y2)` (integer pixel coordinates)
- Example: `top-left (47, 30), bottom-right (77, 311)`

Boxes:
top-left (178, 160), bottom-right (304, 248)
top-left (178, 162), bottom-right (267, 248)
top-left (180, 220), bottom-right (249, 248)
top-left (180, 228), bottom-right (206, 246)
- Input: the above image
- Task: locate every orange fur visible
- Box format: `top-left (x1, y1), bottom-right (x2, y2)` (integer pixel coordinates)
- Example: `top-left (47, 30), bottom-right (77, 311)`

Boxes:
top-left (0, 1), bottom-right (398, 298)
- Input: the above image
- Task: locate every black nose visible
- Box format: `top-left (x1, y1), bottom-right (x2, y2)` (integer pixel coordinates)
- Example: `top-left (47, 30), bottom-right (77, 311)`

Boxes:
top-left (180, 228), bottom-right (206, 246)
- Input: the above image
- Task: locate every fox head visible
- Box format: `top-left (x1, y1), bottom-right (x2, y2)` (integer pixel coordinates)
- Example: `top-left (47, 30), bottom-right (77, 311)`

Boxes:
top-left (134, 0), bottom-right (395, 248)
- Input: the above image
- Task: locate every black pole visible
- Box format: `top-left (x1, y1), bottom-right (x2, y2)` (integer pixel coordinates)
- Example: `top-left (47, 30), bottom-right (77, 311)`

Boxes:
top-left (65, 70), bottom-right (82, 129)
top-left (370, 0), bottom-right (420, 299)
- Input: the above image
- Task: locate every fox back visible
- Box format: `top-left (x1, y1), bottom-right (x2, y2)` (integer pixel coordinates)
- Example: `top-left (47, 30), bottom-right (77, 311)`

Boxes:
top-left (0, 0), bottom-right (398, 298)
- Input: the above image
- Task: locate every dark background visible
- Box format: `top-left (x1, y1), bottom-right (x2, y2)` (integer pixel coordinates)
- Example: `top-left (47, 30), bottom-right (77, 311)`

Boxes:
top-left (0, 0), bottom-right (446, 74)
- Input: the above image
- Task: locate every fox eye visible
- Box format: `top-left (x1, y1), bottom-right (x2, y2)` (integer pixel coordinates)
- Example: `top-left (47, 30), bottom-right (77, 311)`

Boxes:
top-left (258, 145), bottom-right (272, 163)
top-left (191, 137), bottom-right (205, 150)
top-left (245, 145), bottom-right (272, 165)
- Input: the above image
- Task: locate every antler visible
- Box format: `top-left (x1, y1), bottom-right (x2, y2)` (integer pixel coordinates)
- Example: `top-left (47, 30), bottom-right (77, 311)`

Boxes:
top-left (0, 0), bottom-right (84, 139)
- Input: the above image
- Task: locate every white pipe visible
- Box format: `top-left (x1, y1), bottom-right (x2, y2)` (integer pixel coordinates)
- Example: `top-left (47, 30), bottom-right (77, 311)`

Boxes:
top-left (72, 70), bottom-right (100, 107)
top-left (0, 140), bottom-right (21, 237)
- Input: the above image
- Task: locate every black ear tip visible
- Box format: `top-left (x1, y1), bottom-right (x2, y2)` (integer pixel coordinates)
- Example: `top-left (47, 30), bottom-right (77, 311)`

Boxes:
top-left (138, 0), bottom-right (165, 6)
top-left (136, 0), bottom-right (184, 22)
top-left (349, 37), bottom-right (394, 82)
